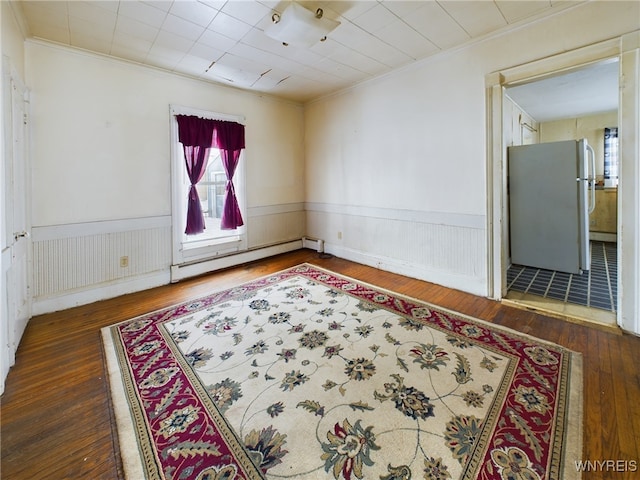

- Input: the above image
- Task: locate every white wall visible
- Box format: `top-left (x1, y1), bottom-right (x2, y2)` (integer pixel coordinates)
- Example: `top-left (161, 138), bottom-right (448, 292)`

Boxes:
top-left (305, 1), bottom-right (640, 297)
top-left (26, 41), bottom-right (305, 313)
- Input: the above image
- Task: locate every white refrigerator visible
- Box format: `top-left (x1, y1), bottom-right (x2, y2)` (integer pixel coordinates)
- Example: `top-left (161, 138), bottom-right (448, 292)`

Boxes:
top-left (508, 139), bottom-right (595, 274)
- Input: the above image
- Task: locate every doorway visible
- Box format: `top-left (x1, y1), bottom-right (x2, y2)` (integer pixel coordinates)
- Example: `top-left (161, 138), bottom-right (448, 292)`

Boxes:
top-left (485, 34), bottom-right (640, 335)
top-left (503, 61), bottom-right (619, 326)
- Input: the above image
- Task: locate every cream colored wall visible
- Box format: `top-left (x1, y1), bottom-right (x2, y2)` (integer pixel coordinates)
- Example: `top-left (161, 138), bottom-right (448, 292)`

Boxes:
top-left (1, 1), bottom-right (26, 78)
top-left (25, 41), bottom-right (305, 312)
top-left (504, 95), bottom-right (539, 147)
top-left (540, 111), bottom-right (618, 179)
top-left (305, 1), bottom-right (639, 296)
top-left (26, 41), bottom-right (304, 227)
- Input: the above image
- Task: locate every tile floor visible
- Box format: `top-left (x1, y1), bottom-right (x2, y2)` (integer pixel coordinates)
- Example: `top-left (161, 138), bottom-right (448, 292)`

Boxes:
top-left (506, 241), bottom-right (617, 312)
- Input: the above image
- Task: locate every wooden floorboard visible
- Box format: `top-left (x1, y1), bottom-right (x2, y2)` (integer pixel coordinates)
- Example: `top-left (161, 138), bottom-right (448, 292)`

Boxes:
top-left (1, 249), bottom-right (639, 479)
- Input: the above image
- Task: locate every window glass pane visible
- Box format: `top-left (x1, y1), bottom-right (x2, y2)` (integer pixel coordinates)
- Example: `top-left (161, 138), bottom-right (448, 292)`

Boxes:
top-left (182, 149), bottom-right (240, 246)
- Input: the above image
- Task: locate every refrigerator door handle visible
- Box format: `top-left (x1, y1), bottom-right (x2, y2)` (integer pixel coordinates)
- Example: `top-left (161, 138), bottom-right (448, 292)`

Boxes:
top-left (586, 143), bottom-right (596, 214)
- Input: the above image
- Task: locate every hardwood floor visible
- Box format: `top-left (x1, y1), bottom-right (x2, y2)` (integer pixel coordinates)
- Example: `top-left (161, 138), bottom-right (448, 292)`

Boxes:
top-left (2, 249), bottom-right (639, 479)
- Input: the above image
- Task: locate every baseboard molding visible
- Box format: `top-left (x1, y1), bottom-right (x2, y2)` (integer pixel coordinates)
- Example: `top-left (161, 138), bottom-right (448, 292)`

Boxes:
top-left (590, 232), bottom-right (617, 242)
top-left (32, 270), bottom-right (170, 316)
top-left (170, 240), bottom-right (303, 282)
top-left (32, 240), bottom-right (304, 315)
top-left (325, 243), bottom-right (487, 297)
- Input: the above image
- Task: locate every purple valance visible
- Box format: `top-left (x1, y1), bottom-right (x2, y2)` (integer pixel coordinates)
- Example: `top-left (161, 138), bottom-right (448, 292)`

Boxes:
top-left (176, 115), bottom-right (216, 147)
top-left (213, 119), bottom-right (245, 151)
top-left (176, 115), bottom-right (245, 149)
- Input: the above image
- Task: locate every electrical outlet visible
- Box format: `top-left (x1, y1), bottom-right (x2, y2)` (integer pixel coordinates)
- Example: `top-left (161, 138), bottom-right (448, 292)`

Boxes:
top-left (120, 256), bottom-right (129, 268)
top-left (337, 231), bottom-right (342, 240)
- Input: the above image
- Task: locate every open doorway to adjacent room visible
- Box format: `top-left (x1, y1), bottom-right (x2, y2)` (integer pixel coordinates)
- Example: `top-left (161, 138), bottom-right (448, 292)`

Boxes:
top-left (502, 59), bottom-right (620, 327)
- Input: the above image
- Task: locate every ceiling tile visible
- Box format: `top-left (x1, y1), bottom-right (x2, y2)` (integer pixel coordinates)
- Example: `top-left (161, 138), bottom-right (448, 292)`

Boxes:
top-left (375, 19), bottom-right (439, 59)
top-left (266, 74), bottom-right (332, 102)
top-left (29, 23), bottom-right (71, 45)
top-left (169, 1), bottom-right (219, 27)
top-left (216, 51), bottom-right (271, 76)
top-left (145, 52), bottom-right (182, 71)
top-left (110, 43), bottom-right (149, 64)
top-left (350, 35), bottom-right (412, 69)
top-left (229, 42), bottom-right (295, 74)
top-left (200, 0), bottom-right (230, 12)
top-left (188, 42), bottom-right (225, 64)
top-left (351, 3), bottom-right (398, 33)
top-left (438, 1), bottom-right (507, 37)
top-left (142, 1), bottom-right (174, 13)
top-left (161, 14), bottom-right (206, 41)
top-left (21, 1), bottom-right (69, 18)
top-left (328, 45), bottom-right (388, 76)
top-left (153, 30), bottom-right (196, 52)
top-left (207, 11), bottom-right (253, 41)
top-left (18, 0), bottom-right (563, 102)
top-left (115, 15), bottom-right (160, 43)
top-left (380, 1), bottom-right (424, 18)
top-left (496, 1), bottom-right (553, 23)
top-left (221, 0), bottom-right (272, 25)
top-left (292, 63), bottom-right (344, 85)
top-left (250, 65), bottom-right (294, 90)
top-left (111, 31), bottom-right (153, 55)
top-left (68, 1), bottom-right (117, 26)
top-left (205, 61), bottom-right (261, 88)
top-left (88, 1), bottom-right (120, 13)
top-left (21, 1), bottom-right (68, 32)
top-left (198, 28), bottom-right (239, 52)
top-left (175, 54), bottom-right (212, 76)
top-left (314, 56), bottom-right (369, 82)
top-left (287, 44), bottom-right (329, 68)
top-left (68, 16), bottom-right (114, 44)
top-left (119, 1), bottom-right (168, 29)
top-left (71, 35), bottom-right (112, 55)
top-left (402, 2), bottom-right (471, 50)
top-left (239, 27), bottom-right (293, 56)
top-left (146, 43), bottom-right (184, 65)
top-left (326, 1), bottom-right (377, 21)
top-left (328, 20), bottom-right (374, 47)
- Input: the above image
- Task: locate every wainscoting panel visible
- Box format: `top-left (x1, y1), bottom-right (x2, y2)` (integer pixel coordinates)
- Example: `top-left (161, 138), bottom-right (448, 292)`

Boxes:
top-left (32, 217), bottom-right (172, 299)
top-left (247, 204), bottom-right (305, 249)
top-left (305, 204), bottom-right (487, 296)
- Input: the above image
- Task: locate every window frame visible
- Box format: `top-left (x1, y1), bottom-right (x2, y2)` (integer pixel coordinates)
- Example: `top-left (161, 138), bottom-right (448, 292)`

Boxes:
top-left (169, 105), bottom-right (247, 266)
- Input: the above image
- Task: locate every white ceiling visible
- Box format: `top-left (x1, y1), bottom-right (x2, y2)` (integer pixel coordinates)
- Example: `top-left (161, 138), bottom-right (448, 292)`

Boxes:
top-left (16, 0), bottom-right (582, 103)
top-left (506, 58), bottom-right (619, 122)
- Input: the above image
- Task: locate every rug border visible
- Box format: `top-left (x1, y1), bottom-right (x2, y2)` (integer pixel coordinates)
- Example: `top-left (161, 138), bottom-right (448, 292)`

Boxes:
top-left (102, 262), bottom-right (583, 480)
top-left (562, 350), bottom-right (584, 479)
top-left (102, 325), bottom-right (148, 480)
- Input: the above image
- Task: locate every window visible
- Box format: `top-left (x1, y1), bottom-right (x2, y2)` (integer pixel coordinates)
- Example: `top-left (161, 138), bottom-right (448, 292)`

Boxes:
top-left (603, 127), bottom-right (618, 187)
top-left (170, 106), bottom-right (247, 265)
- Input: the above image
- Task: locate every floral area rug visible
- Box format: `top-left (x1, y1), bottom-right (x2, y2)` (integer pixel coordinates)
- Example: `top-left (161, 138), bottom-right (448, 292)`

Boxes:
top-left (102, 264), bottom-right (582, 480)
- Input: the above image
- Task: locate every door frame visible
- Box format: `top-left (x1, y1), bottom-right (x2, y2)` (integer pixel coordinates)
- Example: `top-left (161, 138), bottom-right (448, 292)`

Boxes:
top-left (485, 33), bottom-right (640, 335)
top-left (1, 58), bottom-right (32, 393)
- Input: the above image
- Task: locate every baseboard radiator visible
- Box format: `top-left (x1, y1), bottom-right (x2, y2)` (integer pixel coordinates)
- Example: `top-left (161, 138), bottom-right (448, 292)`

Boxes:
top-left (170, 240), bottom-right (303, 282)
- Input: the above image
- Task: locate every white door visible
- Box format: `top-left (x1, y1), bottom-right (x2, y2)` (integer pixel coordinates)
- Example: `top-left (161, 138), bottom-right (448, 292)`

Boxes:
top-left (1, 69), bottom-right (31, 394)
